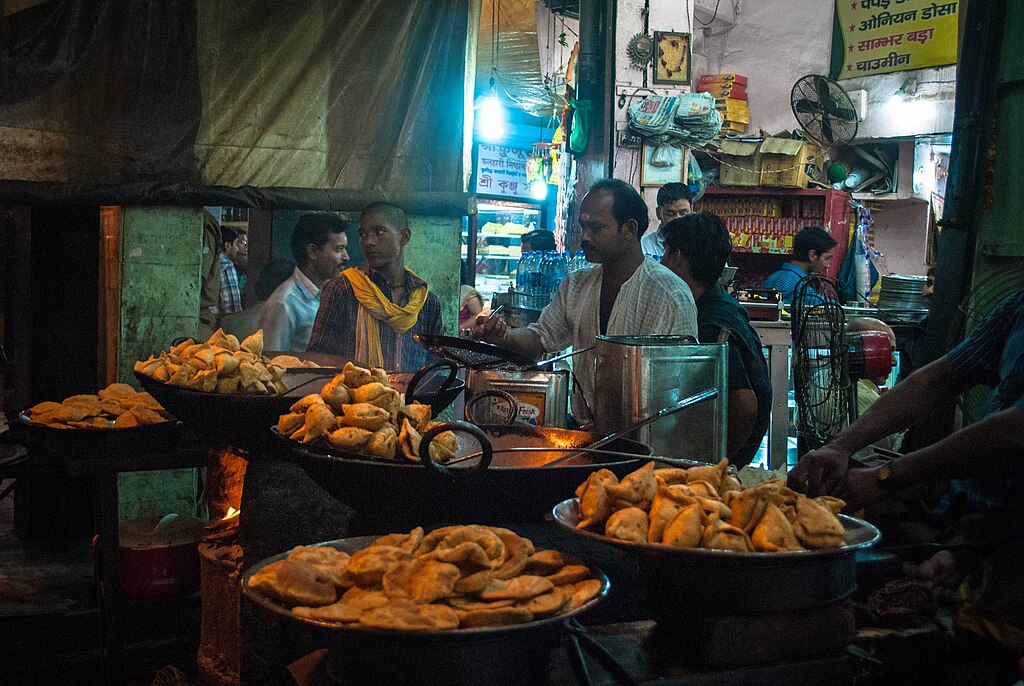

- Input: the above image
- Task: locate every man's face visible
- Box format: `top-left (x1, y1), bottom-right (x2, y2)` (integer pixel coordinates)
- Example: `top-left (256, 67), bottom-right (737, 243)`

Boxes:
top-left (808, 247), bottom-right (834, 274)
top-left (225, 233), bottom-right (249, 268)
top-left (578, 190), bottom-right (635, 264)
top-left (656, 198), bottom-right (691, 227)
top-left (308, 231), bottom-right (349, 283)
top-left (359, 213), bottom-right (409, 269)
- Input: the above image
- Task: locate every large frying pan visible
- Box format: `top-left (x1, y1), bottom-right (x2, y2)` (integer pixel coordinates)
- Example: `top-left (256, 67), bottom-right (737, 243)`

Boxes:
top-left (272, 421), bottom-right (652, 532)
top-left (137, 360), bottom-right (464, 451)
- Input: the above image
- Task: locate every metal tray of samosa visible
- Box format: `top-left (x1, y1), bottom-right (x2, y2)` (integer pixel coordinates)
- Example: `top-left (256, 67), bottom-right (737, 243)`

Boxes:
top-left (552, 498), bottom-right (880, 560)
top-left (241, 535), bottom-right (609, 637)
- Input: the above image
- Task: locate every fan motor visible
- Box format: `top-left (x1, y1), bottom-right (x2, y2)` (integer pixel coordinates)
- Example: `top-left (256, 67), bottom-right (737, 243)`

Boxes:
top-left (847, 331), bottom-right (894, 382)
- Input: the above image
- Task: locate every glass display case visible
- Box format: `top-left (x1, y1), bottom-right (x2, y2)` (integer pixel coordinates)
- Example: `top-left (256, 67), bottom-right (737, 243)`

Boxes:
top-left (463, 200), bottom-right (543, 304)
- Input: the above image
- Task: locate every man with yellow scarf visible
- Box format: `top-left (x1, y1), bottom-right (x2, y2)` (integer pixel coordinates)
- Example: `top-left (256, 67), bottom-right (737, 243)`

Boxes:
top-left (308, 202), bottom-right (442, 371)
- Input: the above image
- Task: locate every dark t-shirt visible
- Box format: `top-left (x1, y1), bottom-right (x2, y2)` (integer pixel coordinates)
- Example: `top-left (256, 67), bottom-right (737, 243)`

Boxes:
top-left (696, 284), bottom-right (772, 467)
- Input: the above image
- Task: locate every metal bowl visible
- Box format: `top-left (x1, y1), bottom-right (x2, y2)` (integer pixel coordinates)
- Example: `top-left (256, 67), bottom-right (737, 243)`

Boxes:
top-left (14, 409), bottom-right (183, 461)
top-left (241, 535), bottom-right (609, 686)
top-left (552, 497), bottom-right (881, 614)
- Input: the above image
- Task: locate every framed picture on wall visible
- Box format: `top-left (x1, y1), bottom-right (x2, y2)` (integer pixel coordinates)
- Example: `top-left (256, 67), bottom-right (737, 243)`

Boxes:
top-left (640, 143), bottom-right (686, 187)
top-left (653, 31), bottom-right (691, 85)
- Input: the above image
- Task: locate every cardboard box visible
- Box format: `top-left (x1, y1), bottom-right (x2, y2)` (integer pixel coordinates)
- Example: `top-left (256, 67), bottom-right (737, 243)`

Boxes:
top-left (720, 119), bottom-right (748, 132)
top-left (699, 73), bottom-right (748, 86)
top-left (699, 83), bottom-right (748, 100)
top-left (758, 137), bottom-right (825, 188)
top-left (718, 106), bottom-right (750, 124)
top-left (718, 139), bottom-right (762, 187)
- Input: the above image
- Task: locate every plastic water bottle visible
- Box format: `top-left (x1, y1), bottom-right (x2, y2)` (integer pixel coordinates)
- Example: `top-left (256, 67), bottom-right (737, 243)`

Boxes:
top-left (573, 251), bottom-right (588, 272)
top-left (553, 252), bottom-right (569, 291)
top-left (515, 251), bottom-right (531, 292)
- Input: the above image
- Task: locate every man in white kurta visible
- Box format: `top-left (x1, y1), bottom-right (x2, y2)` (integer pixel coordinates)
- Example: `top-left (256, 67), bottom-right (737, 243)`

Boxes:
top-left (474, 179), bottom-right (697, 425)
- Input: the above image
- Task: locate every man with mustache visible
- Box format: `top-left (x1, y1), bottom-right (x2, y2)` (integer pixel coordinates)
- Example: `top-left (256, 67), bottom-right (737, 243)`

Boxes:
top-left (474, 179), bottom-right (698, 426)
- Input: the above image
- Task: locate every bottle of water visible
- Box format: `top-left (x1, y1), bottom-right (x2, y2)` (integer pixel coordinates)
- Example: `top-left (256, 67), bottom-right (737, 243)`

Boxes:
top-left (537, 251), bottom-right (552, 307)
top-left (573, 251), bottom-right (588, 272)
top-left (515, 251), bottom-right (531, 292)
top-left (553, 251), bottom-right (569, 292)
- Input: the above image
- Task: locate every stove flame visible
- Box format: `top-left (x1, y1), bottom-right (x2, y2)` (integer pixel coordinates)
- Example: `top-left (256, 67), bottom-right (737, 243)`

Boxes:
top-left (223, 506), bottom-right (240, 521)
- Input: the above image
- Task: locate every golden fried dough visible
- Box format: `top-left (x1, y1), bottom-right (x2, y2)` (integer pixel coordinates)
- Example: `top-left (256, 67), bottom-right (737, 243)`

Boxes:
top-left (605, 461), bottom-right (657, 511)
top-left (98, 383), bottom-right (135, 400)
top-left (319, 377), bottom-right (351, 413)
top-left (791, 495), bottom-right (846, 549)
top-left (703, 514), bottom-right (754, 552)
top-left (345, 546), bottom-right (413, 586)
top-left (327, 426), bottom-right (373, 451)
top-left (371, 527), bottom-right (425, 554)
top-left (423, 542), bottom-right (492, 574)
top-left (479, 575), bottom-right (553, 601)
top-left (454, 570), bottom-right (492, 594)
top-left (364, 425), bottom-right (398, 458)
top-left (518, 586), bottom-right (568, 618)
top-left (360, 599), bottom-right (459, 631)
top-left (286, 546), bottom-right (352, 588)
top-left (488, 528), bottom-right (535, 580)
top-left (339, 403), bottom-right (390, 431)
top-left (240, 330), bottom-right (264, 357)
top-left (303, 403), bottom-right (337, 444)
top-left (815, 495), bottom-right (846, 516)
top-left (661, 502), bottom-right (704, 548)
top-left (653, 467), bottom-right (690, 486)
top-left (342, 362), bottom-right (375, 389)
top-left (604, 507), bottom-right (649, 544)
top-left (576, 469), bottom-right (617, 529)
top-left (278, 412), bottom-right (305, 437)
top-left (382, 558), bottom-right (460, 604)
top-left (751, 504), bottom-right (804, 552)
top-left (341, 586), bottom-right (391, 612)
top-left (445, 596), bottom-right (515, 610)
top-left (249, 560), bottom-right (337, 607)
top-left (398, 403), bottom-right (431, 433)
top-left (684, 458), bottom-right (728, 491)
top-left (686, 480), bottom-right (720, 500)
top-left (545, 565), bottom-right (591, 587)
top-left (565, 579), bottom-right (603, 611)
top-left (523, 550), bottom-right (567, 576)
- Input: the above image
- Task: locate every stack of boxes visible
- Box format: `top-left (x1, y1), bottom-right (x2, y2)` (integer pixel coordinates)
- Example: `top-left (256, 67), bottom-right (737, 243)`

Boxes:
top-left (697, 73), bottom-right (749, 137)
top-left (696, 195), bottom-right (827, 254)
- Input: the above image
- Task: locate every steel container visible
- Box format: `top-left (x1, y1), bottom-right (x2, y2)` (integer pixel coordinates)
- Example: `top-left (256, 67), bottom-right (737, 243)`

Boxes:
top-left (592, 335), bottom-right (727, 463)
top-left (465, 369), bottom-right (569, 427)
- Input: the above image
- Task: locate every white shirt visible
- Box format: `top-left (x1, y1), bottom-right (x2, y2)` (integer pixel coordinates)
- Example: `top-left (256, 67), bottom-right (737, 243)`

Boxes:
top-left (640, 227), bottom-right (667, 260)
top-left (259, 266), bottom-right (321, 352)
top-left (527, 257), bottom-right (698, 424)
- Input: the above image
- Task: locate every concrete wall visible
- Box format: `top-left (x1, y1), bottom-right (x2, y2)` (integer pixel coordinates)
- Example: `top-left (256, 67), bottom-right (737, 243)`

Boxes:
top-left (116, 207), bottom-right (204, 520)
top-left (613, 0), bottom-right (695, 223)
top-left (693, 0), bottom-right (956, 139)
top-left (869, 200), bottom-right (931, 275)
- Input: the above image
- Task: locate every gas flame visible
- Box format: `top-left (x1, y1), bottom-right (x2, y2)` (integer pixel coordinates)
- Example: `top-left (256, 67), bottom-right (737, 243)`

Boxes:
top-left (223, 506), bottom-right (240, 520)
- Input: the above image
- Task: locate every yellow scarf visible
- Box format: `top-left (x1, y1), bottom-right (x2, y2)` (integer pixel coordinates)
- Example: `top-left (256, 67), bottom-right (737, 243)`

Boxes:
top-left (343, 267), bottom-right (428, 368)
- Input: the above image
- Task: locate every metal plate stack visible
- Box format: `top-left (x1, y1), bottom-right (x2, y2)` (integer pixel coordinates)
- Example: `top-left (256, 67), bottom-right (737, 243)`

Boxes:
top-left (877, 274), bottom-right (928, 310)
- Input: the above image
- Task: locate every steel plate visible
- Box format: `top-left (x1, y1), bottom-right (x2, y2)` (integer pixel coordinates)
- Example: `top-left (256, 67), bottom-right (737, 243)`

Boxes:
top-left (241, 535), bottom-right (610, 636)
top-left (552, 498), bottom-right (881, 559)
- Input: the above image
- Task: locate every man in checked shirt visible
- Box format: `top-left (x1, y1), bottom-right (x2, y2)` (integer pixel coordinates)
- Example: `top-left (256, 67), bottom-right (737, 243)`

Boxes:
top-left (308, 202), bottom-right (442, 371)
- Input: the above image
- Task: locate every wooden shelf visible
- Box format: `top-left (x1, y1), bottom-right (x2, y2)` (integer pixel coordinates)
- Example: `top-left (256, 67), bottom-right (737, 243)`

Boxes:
top-left (704, 186), bottom-right (840, 197)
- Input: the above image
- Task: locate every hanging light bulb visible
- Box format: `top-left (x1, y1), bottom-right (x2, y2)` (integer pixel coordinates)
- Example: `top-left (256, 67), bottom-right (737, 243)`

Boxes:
top-left (478, 77), bottom-right (507, 142)
top-left (529, 179), bottom-right (548, 200)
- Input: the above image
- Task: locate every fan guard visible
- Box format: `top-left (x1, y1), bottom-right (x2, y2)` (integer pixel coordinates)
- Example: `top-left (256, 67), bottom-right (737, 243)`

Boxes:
top-left (791, 75), bottom-right (859, 146)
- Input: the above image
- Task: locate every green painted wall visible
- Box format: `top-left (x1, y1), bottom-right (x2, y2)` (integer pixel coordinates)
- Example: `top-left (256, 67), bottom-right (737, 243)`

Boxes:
top-left (117, 207), bottom-right (204, 521)
top-left (406, 215), bottom-right (461, 337)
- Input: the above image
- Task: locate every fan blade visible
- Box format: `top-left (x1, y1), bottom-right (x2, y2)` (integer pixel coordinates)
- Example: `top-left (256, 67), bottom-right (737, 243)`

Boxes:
top-left (794, 99), bottom-right (820, 114)
top-left (821, 115), bottom-right (835, 143)
top-left (815, 76), bottom-right (832, 104)
top-left (829, 105), bottom-right (859, 122)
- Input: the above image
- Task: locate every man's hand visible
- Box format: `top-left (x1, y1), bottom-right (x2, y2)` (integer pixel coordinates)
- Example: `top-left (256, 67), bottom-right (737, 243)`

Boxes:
top-left (841, 464), bottom-right (890, 511)
top-left (787, 443), bottom-right (852, 496)
top-left (471, 313), bottom-right (507, 345)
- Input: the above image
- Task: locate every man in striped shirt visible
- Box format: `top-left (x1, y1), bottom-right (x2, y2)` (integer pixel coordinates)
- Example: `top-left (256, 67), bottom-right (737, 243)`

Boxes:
top-left (217, 225), bottom-right (248, 315)
top-left (474, 179), bottom-right (698, 426)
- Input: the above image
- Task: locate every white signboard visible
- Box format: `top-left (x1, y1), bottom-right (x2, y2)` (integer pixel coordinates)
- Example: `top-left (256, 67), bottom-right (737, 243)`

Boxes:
top-left (475, 144), bottom-right (530, 199)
